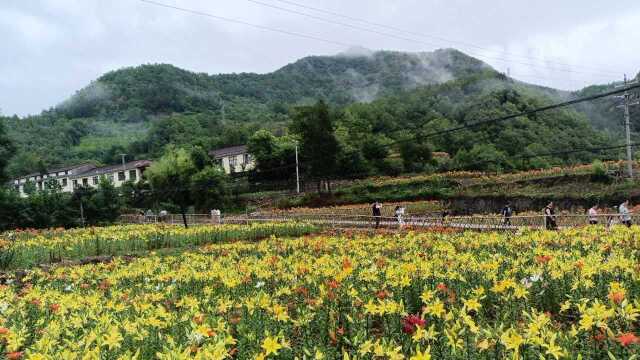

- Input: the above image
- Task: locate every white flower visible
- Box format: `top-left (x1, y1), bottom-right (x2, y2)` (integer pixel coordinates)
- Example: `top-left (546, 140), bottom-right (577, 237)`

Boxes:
top-left (0, 302), bottom-right (8, 313)
top-left (64, 284), bottom-right (73, 292)
top-left (187, 331), bottom-right (204, 345)
top-left (255, 281), bottom-right (265, 288)
top-left (529, 274), bottom-right (542, 282)
top-left (520, 274), bottom-right (542, 288)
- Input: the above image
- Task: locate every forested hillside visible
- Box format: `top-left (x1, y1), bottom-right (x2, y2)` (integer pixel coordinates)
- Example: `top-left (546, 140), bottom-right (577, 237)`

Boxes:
top-left (0, 48), bottom-right (636, 179)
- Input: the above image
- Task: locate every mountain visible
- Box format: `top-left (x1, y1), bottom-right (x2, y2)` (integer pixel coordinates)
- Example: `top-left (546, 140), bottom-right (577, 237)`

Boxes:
top-left (0, 48), bottom-right (636, 178)
top-left (54, 48), bottom-right (491, 120)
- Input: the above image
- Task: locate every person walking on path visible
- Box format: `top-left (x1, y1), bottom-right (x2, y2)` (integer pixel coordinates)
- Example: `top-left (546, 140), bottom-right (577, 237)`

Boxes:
top-left (619, 200), bottom-right (632, 227)
top-left (544, 202), bottom-right (557, 230)
top-left (372, 201), bottom-right (382, 229)
top-left (606, 205), bottom-right (618, 230)
top-left (501, 203), bottom-right (513, 226)
top-left (395, 205), bottom-right (406, 228)
top-left (588, 205), bottom-right (599, 225)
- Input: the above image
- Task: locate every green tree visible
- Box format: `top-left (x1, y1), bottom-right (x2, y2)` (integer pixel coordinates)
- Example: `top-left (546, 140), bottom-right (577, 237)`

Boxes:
top-left (145, 147), bottom-right (230, 227)
top-left (146, 147), bottom-right (197, 227)
top-left (0, 187), bottom-right (24, 231)
top-left (454, 144), bottom-right (509, 173)
top-left (247, 130), bottom-right (297, 181)
top-left (91, 178), bottom-right (122, 224)
top-left (399, 136), bottom-right (433, 173)
top-left (191, 166), bottom-right (230, 212)
top-left (0, 119), bottom-right (15, 183)
top-left (290, 101), bottom-right (339, 191)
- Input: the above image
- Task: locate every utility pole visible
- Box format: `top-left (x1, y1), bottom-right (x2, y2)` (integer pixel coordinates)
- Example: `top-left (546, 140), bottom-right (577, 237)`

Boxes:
top-left (80, 199), bottom-right (85, 228)
top-left (295, 143), bottom-right (300, 194)
top-left (616, 75), bottom-right (639, 179)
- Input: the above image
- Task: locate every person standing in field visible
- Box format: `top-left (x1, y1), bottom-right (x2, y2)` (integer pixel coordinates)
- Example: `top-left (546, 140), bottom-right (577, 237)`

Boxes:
top-left (544, 202), bottom-right (557, 230)
top-left (606, 205), bottom-right (618, 230)
top-left (395, 205), bottom-right (405, 228)
top-left (588, 205), bottom-right (599, 225)
top-left (502, 203), bottom-right (513, 226)
top-left (372, 201), bottom-right (382, 229)
top-left (619, 200), bottom-right (632, 227)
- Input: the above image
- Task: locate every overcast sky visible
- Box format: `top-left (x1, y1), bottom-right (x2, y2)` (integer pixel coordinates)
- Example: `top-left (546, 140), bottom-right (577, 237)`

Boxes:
top-left (2, 0), bottom-right (640, 117)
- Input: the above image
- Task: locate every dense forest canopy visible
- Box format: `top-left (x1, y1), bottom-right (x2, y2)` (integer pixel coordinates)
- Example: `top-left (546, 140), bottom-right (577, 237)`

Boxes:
top-left (1, 48), bottom-right (638, 179)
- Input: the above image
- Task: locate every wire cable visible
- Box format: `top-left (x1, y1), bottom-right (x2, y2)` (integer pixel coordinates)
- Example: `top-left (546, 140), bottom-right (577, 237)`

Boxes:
top-left (138, 0), bottom-right (352, 48)
top-left (140, 0), bottom-right (619, 80)
top-left (381, 83), bottom-right (640, 149)
top-left (459, 143), bottom-right (640, 169)
top-left (260, 0), bottom-right (623, 77)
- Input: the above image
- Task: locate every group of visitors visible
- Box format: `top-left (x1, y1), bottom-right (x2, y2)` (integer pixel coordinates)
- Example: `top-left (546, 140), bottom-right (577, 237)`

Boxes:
top-left (371, 199), bottom-right (635, 230)
top-left (371, 201), bottom-right (406, 228)
top-left (586, 200), bottom-right (633, 228)
top-left (522, 200), bottom-right (633, 230)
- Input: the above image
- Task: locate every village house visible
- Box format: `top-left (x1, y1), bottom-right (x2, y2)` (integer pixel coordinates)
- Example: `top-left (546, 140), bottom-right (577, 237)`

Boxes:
top-left (209, 145), bottom-right (255, 174)
top-left (11, 160), bottom-right (151, 197)
top-left (69, 160), bottom-right (152, 190)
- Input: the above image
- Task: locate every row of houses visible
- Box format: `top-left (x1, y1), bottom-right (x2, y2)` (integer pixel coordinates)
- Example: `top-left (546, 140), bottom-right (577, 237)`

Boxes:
top-left (10, 146), bottom-right (256, 197)
top-left (11, 160), bottom-right (152, 197)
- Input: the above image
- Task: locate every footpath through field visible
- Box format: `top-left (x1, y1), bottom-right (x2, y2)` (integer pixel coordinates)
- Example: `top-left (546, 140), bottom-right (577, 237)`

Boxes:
top-left (122, 213), bottom-right (640, 231)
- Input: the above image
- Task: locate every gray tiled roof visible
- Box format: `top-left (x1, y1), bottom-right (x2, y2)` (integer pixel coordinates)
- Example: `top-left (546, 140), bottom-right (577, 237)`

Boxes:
top-left (15, 163), bottom-right (96, 180)
top-left (209, 145), bottom-right (248, 159)
top-left (71, 160), bottom-right (152, 179)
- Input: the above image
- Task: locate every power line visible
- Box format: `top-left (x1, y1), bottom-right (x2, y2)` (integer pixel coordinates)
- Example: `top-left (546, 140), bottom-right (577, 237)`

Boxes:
top-left (140, 0), bottom-right (618, 80)
top-left (460, 143), bottom-right (640, 170)
top-left (382, 83), bottom-right (640, 149)
top-left (259, 0), bottom-right (622, 77)
top-left (138, 0), bottom-right (352, 48)
top-left (222, 84), bottom-right (640, 180)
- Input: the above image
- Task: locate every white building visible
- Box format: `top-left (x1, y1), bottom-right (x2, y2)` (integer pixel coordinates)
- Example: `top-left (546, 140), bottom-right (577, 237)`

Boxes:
top-left (209, 145), bottom-right (255, 174)
top-left (12, 164), bottom-right (96, 197)
top-left (11, 160), bottom-right (151, 197)
top-left (69, 160), bottom-right (151, 190)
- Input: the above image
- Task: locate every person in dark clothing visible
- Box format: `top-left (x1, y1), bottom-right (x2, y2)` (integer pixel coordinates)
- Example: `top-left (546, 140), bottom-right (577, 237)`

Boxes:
top-left (502, 203), bottom-right (513, 225)
top-left (544, 202), bottom-right (557, 230)
top-left (372, 201), bottom-right (382, 229)
top-left (441, 210), bottom-right (449, 223)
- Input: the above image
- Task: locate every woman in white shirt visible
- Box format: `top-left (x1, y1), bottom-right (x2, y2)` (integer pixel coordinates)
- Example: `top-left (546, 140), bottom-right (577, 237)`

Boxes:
top-left (395, 206), bottom-right (405, 228)
top-left (588, 205), bottom-right (599, 225)
top-left (619, 200), bottom-right (632, 227)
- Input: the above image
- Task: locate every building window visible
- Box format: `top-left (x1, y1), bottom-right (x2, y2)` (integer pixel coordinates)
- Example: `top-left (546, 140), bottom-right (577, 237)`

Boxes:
top-left (118, 171), bottom-right (126, 181)
top-left (82, 178), bottom-right (88, 186)
top-left (92, 177), bottom-right (99, 185)
top-left (14, 185), bottom-right (19, 192)
top-left (244, 154), bottom-right (250, 164)
top-left (61, 178), bottom-right (68, 187)
top-left (72, 180), bottom-right (78, 188)
top-left (229, 156), bottom-right (237, 168)
top-left (129, 170), bottom-right (137, 181)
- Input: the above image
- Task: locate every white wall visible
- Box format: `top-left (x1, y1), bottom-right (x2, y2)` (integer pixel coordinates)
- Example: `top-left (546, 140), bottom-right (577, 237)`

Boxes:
top-left (14, 168), bottom-right (144, 197)
top-left (220, 153), bottom-right (255, 174)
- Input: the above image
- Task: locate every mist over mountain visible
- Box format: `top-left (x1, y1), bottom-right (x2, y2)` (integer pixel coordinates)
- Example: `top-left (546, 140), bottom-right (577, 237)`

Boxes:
top-left (1, 48), bottom-right (636, 178)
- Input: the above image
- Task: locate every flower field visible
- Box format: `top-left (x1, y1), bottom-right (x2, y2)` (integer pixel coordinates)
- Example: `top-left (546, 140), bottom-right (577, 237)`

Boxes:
top-left (3, 225), bottom-right (640, 359)
top-left (263, 201), bottom-right (443, 218)
top-left (0, 223), bottom-right (316, 269)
